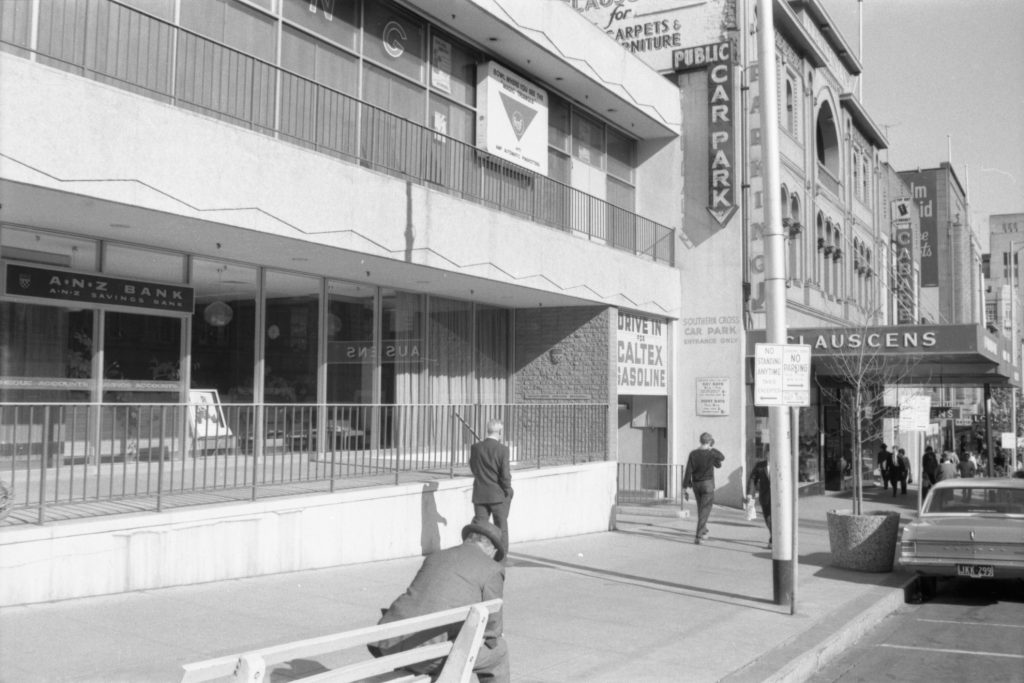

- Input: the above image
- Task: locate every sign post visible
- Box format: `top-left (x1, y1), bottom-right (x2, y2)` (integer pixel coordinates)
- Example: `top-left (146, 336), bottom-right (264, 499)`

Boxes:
top-left (754, 343), bottom-right (811, 407)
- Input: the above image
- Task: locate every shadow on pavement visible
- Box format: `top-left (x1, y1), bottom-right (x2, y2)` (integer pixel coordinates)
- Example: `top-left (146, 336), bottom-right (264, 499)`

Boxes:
top-left (507, 551), bottom-right (778, 610)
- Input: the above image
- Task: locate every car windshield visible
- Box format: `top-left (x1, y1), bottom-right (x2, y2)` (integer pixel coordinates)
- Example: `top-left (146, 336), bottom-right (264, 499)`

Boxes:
top-left (923, 486), bottom-right (1024, 515)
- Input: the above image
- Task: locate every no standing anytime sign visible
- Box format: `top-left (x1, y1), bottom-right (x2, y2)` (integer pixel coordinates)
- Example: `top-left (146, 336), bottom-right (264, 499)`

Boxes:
top-left (754, 343), bottom-right (811, 407)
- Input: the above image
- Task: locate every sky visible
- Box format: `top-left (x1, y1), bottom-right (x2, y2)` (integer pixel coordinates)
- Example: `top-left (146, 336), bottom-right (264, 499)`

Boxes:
top-left (818, 0), bottom-right (1024, 240)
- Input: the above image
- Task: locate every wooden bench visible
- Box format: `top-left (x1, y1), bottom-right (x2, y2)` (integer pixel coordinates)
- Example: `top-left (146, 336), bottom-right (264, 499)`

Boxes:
top-left (180, 599), bottom-right (502, 683)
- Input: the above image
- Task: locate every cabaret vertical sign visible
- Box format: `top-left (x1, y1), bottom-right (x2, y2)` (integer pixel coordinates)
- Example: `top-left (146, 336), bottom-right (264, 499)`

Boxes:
top-left (892, 198), bottom-right (915, 324)
top-left (674, 41), bottom-right (737, 226)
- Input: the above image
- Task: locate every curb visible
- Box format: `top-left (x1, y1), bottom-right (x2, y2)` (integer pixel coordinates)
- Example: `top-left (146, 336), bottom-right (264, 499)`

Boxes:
top-left (721, 576), bottom-right (915, 683)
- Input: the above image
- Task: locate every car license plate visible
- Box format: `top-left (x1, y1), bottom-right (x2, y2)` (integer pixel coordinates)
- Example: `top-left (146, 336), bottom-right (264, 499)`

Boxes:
top-left (956, 564), bottom-right (994, 578)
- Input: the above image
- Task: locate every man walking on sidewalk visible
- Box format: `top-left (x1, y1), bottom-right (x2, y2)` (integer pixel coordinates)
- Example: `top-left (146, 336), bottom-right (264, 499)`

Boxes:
top-left (470, 418), bottom-right (513, 553)
top-left (683, 432), bottom-right (725, 544)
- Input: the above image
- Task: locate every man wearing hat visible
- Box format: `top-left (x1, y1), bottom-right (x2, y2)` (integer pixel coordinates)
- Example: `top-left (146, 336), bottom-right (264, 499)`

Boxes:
top-left (369, 520), bottom-right (509, 682)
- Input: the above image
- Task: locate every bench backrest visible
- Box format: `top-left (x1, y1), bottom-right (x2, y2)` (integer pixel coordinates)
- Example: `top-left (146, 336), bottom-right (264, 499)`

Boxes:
top-left (180, 598), bottom-right (502, 683)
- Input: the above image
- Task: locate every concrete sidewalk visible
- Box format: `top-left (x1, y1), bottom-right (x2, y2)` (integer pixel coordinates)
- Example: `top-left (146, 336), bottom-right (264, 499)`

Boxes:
top-left (0, 487), bottom-right (919, 682)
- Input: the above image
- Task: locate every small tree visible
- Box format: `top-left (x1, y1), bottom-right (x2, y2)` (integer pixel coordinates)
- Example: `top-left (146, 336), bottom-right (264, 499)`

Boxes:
top-left (816, 320), bottom-right (923, 515)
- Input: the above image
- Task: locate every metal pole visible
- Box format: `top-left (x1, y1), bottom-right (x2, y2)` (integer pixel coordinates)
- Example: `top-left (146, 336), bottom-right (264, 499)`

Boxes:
top-left (1012, 241), bottom-right (1021, 477)
top-left (757, 0), bottom-right (795, 612)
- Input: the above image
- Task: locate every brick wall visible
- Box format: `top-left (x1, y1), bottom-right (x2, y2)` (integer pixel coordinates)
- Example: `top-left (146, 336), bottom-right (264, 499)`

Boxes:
top-left (513, 307), bottom-right (613, 462)
top-left (514, 307), bottom-right (612, 403)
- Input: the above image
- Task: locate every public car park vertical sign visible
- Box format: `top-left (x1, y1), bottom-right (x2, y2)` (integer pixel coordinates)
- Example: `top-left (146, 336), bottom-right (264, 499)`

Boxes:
top-left (673, 41), bottom-right (736, 227)
top-left (754, 343), bottom-right (811, 407)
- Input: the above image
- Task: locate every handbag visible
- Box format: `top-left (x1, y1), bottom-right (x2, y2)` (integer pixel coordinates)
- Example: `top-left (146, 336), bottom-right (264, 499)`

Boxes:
top-left (744, 496), bottom-right (757, 521)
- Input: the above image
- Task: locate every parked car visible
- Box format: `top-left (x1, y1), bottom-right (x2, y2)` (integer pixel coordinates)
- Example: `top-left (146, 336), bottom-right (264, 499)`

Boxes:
top-left (899, 478), bottom-right (1024, 595)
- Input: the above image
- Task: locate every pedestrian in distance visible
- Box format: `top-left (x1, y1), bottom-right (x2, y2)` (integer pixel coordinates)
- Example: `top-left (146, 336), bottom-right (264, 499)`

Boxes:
top-left (893, 447), bottom-right (911, 496)
top-left (877, 443), bottom-right (895, 494)
top-left (937, 451), bottom-right (958, 482)
top-left (921, 446), bottom-right (939, 500)
top-left (470, 418), bottom-right (513, 555)
top-left (368, 520), bottom-right (509, 682)
top-left (683, 432), bottom-right (725, 544)
top-left (957, 451), bottom-right (977, 502)
top-left (746, 451), bottom-right (772, 548)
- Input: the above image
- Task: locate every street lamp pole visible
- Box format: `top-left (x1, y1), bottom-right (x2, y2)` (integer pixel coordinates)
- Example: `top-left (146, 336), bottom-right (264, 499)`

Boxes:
top-left (756, 0), bottom-right (795, 611)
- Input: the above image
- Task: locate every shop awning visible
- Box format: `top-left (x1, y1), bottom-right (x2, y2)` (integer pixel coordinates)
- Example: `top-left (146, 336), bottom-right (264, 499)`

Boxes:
top-left (746, 323), bottom-right (1016, 387)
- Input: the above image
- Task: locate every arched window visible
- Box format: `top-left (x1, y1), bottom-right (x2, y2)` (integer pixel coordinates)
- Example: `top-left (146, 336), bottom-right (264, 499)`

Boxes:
top-left (788, 193), bottom-right (802, 282)
top-left (785, 80), bottom-right (795, 133)
top-left (816, 213), bottom-right (825, 285)
top-left (815, 102), bottom-right (840, 177)
top-left (830, 224), bottom-right (841, 298)
top-left (862, 156), bottom-right (871, 207)
top-left (852, 238), bottom-right (861, 303)
top-left (852, 150), bottom-right (861, 200)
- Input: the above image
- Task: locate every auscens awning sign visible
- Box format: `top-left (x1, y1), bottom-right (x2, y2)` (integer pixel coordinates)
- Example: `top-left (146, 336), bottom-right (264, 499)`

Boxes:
top-left (2, 261), bottom-right (194, 315)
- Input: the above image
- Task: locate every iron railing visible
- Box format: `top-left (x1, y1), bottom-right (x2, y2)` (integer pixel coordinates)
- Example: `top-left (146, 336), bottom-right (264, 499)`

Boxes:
top-left (0, 401), bottom-right (608, 525)
top-left (0, 0), bottom-right (674, 265)
top-left (616, 462), bottom-right (686, 507)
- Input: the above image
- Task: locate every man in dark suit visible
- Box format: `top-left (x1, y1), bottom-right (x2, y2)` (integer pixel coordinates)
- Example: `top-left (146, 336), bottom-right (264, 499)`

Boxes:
top-left (370, 521), bottom-right (509, 682)
top-left (470, 419), bottom-right (513, 553)
top-left (683, 432), bottom-right (725, 544)
top-left (877, 443), bottom-right (895, 494)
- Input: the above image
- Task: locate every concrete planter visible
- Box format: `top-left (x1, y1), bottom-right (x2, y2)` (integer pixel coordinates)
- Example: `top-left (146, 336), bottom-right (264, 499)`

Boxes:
top-left (826, 509), bottom-right (900, 572)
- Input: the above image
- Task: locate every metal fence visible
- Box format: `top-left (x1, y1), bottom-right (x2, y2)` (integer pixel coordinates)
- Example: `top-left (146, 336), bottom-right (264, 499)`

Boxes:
top-left (0, 0), bottom-right (674, 265)
top-left (616, 462), bottom-right (686, 507)
top-left (0, 402), bottom-right (608, 525)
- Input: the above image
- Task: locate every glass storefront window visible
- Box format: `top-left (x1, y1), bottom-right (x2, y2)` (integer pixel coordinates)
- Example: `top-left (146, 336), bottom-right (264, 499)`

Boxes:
top-left (326, 280), bottom-right (375, 404)
top-left (0, 304), bottom-right (94, 401)
top-left (264, 270), bottom-right (320, 404)
top-left (102, 311), bottom-right (181, 402)
top-left (476, 305), bottom-right (509, 403)
top-left (428, 297), bottom-right (472, 403)
top-left (381, 289), bottom-right (424, 405)
top-left (191, 259), bottom-right (257, 403)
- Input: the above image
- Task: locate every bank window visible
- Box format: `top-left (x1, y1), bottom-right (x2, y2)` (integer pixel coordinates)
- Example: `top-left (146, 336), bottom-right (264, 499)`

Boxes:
top-left (282, 0), bottom-right (359, 52)
top-left (362, 0), bottom-right (425, 85)
top-left (548, 95), bottom-right (571, 154)
top-left (429, 34), bottom-right (476, 108)
top-left (606, 128), bottom-right (635, 184)
top-left (0, 0), bottom-right (32, 56)
top-left (180, 0), bottom-right (276, 63)
top-left (281, 25), bottom-right (358, 96)
top-left (428, 94), bottom-right (473, 144)
top-left (572, 111), bottom-right (605, 169)
top-left (362, 62), bottom-right (426, 123)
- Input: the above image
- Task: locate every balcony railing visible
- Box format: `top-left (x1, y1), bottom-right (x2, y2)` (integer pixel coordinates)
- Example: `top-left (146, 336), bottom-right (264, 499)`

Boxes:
top-left (0, 0), bottom-right (674, 265)
top-left (0, 401), bottom-right (608, 525)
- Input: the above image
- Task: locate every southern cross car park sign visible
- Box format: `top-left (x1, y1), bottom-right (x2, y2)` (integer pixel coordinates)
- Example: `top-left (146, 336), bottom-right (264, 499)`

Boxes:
top-left (754, 343), bottom-right (811, 407)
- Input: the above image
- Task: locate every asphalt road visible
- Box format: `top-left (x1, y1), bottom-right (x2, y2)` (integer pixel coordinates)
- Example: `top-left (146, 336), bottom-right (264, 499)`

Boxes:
top-left (809, 578), bottom-right (1024, 683)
